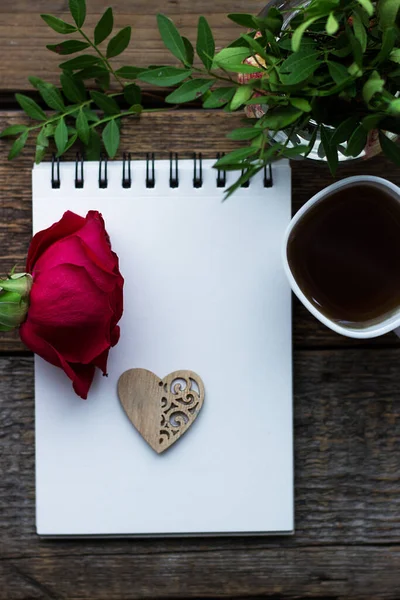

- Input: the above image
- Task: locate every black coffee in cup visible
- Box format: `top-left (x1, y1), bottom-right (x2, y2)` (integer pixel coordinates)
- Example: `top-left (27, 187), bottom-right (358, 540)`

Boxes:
top-left (287, 182), bottom-right (400, 327)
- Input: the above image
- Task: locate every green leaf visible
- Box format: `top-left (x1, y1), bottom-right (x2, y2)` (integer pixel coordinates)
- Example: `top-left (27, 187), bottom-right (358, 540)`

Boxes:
top-left (102, 119), bottom-right (120, 159)
top-left (37, 124), bottom-right (51, 147)
top-left (241, 33), bottom-right (268, 60)
top-left (8, 131), bottom-right (28, 160)
top-left (388, 98), bottom-right (400, 114)
top-left (214, 147), bottom-right (257, 167)
top-left (124, 83), bottom-right (141, 105)
top-left (227, 127), bottom-right (263, 140)
top-left (74, 66), bottom-right (109, 80)
top-left (40, 14), bottom-right (77, 34)
top-left (59, 55), bottom-right (100, 70)
top-left (223, 64), bottom-right (264, 74)
top-left (346, 124), bottom-right (368, 157)
top-left (378, 0), bottom-right (399, 27)
top-left (259, 7), bottom-right (283, 35)
top-left (0, 124), bottom-right (28, 138)
top-left (202, 87), bottom-right (235, 108)
top-left (69, 0), bottom-right (86, 27)
top-left (37, 83), bottom-right (65, 111)
top-left (95, 71), bottom-right (111, 91)
top-left (90, 90), bottom-right (120, 114)
top-left (327, 60), bottom-right (351, 85)
top-left (362, 70), bottom-right (384, 104)
top-left (326, 12), bottom-right (339, 35)
top-left (356, 0), bottom-right (374, 16)
top-left (46, 40), bottom-right (90, 55)
top-left (106, 26), bottom-right (132, 59)
top-left (83, 108), bottom-right (100, 122)
top-left (227, 13), bottom-right (258, 28)
top-left (182, 37), bottom-right (195, 66)
top-left (379, 131), bottom-right (400, 165)
top-left (86, 129), bottom-right (102, 160)
top-left (76, 109), bottom-right (90, 144)
top-left (289, 97), bottom-right (311, 111)
top-left (352, 11), bottom-right (367, 52)
top-left (320, 125), bottom-right (338, 175)
top-left (28, 76), bottom-right (46, 89)
top-left (138, 66), bottom-right (192, 86)
top-left (15, 93), bottom-right (46, 121)
top-left (280, 50), bottom-right (319, 85)
top-left (165, 79), bottom-right (213, 104)
top-left (374, 27), bottom-right (397, 64)
top-left (55, 117), bottom-right (68, 155)
top-left (390, 48), bottom-right (400, 63)
top-left (115, 66), bottom-right (145, 80)
top-left (94, 7), bottom-right (114, 45)
top-left (197, 16), bottom-right (215, 70)
top-left (348, 61), bottom-right (363, 77)
top-left (64, 132), bottom-right (78, 153)
top-left (35, 143), bottom-right (47, 165)
top-left (346, 25), bottom-right (363, 67)
top-left (331, 116), bottom-right (358, 144)
top-left (262, 105), bottom-right (303, 129)
top-left (292, 17), bottom-right (319, 52)
top-left (213, 46), bottom-right (251, 68)
top-left (60, 72), bottom-right (86, 103)
top-left (281, 145), bottom-right (309, 158)
top-left (362, 113), bottom-right (384, 130)
top-left (230, 84), bottom-right (253, 110)
top-left (157, 14), bottom-right (187, 64)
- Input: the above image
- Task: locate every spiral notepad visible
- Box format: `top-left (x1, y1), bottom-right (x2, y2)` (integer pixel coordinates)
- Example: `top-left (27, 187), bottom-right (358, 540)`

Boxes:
top-left (33, 155), bottom-right (293, 537)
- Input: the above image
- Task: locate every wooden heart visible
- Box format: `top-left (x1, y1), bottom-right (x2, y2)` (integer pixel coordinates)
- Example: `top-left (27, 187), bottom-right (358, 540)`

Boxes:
top-left (118, 369), bottom-right (205, 454)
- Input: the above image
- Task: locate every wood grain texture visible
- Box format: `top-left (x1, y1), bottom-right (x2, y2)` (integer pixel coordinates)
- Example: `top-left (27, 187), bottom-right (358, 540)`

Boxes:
top-left (118, 369), bottom-right (205, 453)
top-left (1, 350), bottom-right (400, 598)
top-left (0, 0), bottom-right (265, 91)
top-left (1, 110), bottom-right (400, 353)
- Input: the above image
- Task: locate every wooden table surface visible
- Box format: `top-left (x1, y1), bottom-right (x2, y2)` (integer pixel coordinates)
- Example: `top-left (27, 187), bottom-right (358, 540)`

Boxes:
top-left (1, 1), bottom-right (400, 599)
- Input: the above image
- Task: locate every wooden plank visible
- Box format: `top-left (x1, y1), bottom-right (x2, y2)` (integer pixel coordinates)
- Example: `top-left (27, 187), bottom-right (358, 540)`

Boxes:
top-left (0, 1), bottom-right (262, 91)
top-left (2, 546), bottom-right (400, 599)
top-left (1, 110), bottom-right (400, 352)
top-left (0, 0), bottom-right (264, 13)
top-left (1, 348), bottom-right (400, 563)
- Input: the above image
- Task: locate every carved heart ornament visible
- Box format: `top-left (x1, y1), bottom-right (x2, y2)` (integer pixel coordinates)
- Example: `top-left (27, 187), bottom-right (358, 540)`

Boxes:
top-left (117, 369), bottom-right (205, 454)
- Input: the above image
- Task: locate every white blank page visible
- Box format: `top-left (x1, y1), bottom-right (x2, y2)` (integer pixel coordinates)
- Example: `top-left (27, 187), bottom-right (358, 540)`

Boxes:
top-left (32, 159), bottom-right (293, 536)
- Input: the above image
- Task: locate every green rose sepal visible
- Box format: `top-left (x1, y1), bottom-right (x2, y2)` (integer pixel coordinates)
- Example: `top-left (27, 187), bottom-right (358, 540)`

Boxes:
top-left (0, 273), bottom-right (32, 331)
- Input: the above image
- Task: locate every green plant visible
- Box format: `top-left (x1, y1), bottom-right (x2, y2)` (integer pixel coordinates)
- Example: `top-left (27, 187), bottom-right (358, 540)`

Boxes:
top-left (1, 0), bottom-right (400, 196)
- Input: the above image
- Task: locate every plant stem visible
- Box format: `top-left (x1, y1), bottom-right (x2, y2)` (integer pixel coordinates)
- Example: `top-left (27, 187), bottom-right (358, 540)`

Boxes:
top-left (26, 100), bottom-right (93, 132)
top-left (78, 28), bottom-right (125, 89)
top-left (91, 107), bottom-right (173, 128)
top-left (191, 66), bottom-right (237, 84)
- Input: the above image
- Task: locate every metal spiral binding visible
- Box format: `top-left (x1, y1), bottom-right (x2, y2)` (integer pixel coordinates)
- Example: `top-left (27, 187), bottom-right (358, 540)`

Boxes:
top-left (169, 152), bottom-right (179, 188)
top-left (122, 153), bottom-right (132, 188)
top-left (75, 153), bottom-right (84, 188)
top-left (146, 152), bottom-right (155, 188)
top-left (264, 163), bottom-right (273, 188)
top-left (193, 152), bottom-right (203, 188)
top-left (54, 153), bottom-right (273, 189)
top-left (241, 168), bottom-right (250, 188)
top-left (216, 153), bottom-right (226, 188)
top-left (51, 155), bottom-right (61, 189)
top-left (99, 154), bottom-right (108, 189)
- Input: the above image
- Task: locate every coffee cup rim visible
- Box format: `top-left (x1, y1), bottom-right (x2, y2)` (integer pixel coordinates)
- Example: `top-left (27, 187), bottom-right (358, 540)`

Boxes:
top-left (282, 175), bottom-right (400, 339)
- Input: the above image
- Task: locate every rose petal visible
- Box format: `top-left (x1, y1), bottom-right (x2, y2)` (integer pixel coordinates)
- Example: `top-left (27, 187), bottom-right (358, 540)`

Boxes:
top-left (33, 236), bottom-right (119, 293)
top-left (27, 211), bottom-right (85, 272)
top-left (75, 211), bottom-right (117, 271)
top-left (27, 264), bottom-right (115, 364)
top-left (20, 320), bottom-right (95, 399)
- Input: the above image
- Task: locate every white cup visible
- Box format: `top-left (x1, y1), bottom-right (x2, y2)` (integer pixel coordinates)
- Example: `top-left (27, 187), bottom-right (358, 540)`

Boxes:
top-left (282, 175), bottom-right (400, 339)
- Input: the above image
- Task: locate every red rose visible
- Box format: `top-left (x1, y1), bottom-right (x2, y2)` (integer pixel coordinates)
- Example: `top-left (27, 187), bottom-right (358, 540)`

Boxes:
top-left (20, 210), bottom-right (124, 399)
